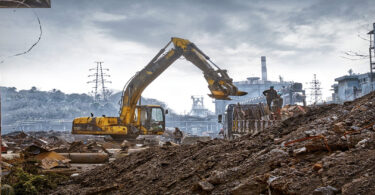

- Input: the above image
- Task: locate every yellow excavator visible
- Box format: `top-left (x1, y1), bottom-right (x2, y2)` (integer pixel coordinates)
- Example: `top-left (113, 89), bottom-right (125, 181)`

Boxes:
top-left (72, 37), bottom-right (247, 139)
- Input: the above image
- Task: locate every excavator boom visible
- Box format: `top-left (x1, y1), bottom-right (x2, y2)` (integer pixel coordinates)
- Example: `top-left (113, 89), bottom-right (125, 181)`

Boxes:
top-left (119, 37), bottom-right (247, 124)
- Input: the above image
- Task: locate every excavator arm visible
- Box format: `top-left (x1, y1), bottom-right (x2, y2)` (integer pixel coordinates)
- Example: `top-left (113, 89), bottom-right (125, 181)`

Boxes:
top-left (181, 40), bottom-right (247, 99)
top-left (119, 37), bottom-right (247, 124)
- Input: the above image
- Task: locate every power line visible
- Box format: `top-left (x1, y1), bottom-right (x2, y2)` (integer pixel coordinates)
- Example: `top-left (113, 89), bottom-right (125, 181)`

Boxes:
top-left (0, 0), bottom-right (43, 64)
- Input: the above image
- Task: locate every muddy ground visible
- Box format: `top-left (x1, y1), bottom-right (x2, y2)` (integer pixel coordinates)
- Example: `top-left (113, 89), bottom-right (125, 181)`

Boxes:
top-left (52, 92), bottom-right (375, 195)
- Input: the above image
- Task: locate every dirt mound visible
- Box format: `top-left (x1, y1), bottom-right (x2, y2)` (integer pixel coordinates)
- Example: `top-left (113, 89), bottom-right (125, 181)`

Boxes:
top-left (53, 92), bottom-right (375, 195)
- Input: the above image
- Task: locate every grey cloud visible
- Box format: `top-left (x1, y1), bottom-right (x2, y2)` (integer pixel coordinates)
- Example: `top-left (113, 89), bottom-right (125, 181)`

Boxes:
top-left (29, 0), bottom-right (372, 53)
top-left (3, 0), bottom-right (375, 66)
top-left (287, 0), bottom-right (375, 26)
top-left (83, 0), bottom-right (359, 51)
top-left (2, 0), bottom-right (375, 110)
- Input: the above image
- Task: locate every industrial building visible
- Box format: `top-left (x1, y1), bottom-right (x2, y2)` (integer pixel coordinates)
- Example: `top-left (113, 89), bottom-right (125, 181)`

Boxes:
top-left (166, 96), bottom-right (218, 137)
top-left (331, 70), bottom-right (375, 102)
top-left (215, 56), bottom-right (306, 115)
top-left (188, 96), bottom-right (213, 118)
top-left (166, 56), bottom-right (307, 137)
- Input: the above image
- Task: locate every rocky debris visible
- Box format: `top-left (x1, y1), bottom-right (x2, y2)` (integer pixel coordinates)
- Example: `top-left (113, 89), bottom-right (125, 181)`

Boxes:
top-left (163, 141), bottom-right (179, 147)
top-left (333, 122), bottom-right (346, 133)
top-left (58, 140), bottom-right (109, 154)
top-left (51, 91), bottom-right (375, 195)
top-left (313, 185), bottom-right (338, 195)
top-left (293, 146), bottom-right (307, 155)
top-left (313, 163), bottom-right (323, 171)
top-left (120, 140), bottom-right (134, 152)
top-left (3, 131), bottom-right (72, 152)
top-left (196, 180), bottom-right (214, 192)
top-left (280, 104), bottom-right (308, 119)
top-left (2, 131), bottom-right (122, 155)
top-left (23, 144), bottom-right (49, 157)
top-left (1, 131), bottom-right (124, 194)
top-left (136, 135), bottom-right (161, 146)
top-left (34, 151), bottom-right (71, 170)
top-left (3, 131), bottom-right (48, 152)
top-left (182, 135), bottom-right (211, 145)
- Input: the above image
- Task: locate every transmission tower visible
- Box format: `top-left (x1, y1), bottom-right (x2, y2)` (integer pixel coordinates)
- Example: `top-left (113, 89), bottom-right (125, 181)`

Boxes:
top-left (88, 62), bottom-right (112, 102)
top-left (309, 74), bottom-right (322, 104)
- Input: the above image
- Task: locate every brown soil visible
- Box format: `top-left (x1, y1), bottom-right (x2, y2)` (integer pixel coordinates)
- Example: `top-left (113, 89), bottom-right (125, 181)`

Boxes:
top-left (53, 92), bottom-right (375, 195)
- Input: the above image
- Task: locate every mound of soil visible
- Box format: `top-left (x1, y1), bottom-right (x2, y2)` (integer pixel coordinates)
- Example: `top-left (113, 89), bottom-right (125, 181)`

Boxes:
top-left (53, 92), bottom-right (375, 195)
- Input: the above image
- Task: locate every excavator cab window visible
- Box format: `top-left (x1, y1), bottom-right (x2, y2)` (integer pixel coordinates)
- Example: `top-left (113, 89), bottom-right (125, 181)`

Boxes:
top-left (148, 107), bottom-right (165, 132)
top-left (151, 108), bottom-right (163, 121)
top-left (134, 108), bottom-right (139, 122)
top-left (140, 108), bottom-right (148, 126)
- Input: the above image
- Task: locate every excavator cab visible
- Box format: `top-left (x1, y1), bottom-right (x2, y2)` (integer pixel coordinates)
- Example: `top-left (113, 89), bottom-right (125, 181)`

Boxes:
top-left (135, 105), bottom-right (165, 134)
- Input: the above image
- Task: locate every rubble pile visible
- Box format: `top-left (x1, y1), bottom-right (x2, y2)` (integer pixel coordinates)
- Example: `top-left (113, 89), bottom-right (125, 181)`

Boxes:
top-left (1, 131), bottom-right (124, 193)
top-left (55, 140), bottom-right (110, 154)
top-left (3, 131), bottom-right (73, 152)
top-left (2, 131), bottom-right (119, 154)
top-left (53, 91), bottom-right (375, 195)
top-left (280, 104), bottom-right (308, 119)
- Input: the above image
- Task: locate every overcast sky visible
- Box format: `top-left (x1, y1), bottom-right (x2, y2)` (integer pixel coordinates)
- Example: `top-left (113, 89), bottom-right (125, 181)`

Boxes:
top-left (1, 0), bottom-right (375, 113)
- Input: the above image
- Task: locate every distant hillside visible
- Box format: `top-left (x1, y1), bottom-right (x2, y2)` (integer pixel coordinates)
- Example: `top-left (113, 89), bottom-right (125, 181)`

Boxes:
top-left (0, 86), bottom-right (170, 132)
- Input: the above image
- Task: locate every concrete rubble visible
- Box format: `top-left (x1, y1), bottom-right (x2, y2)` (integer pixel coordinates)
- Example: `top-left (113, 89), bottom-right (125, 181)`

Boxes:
top-left (48, 91), bottom-right (375, 195)
top-left (1, 130), bottom-right (152, 194)
top-left (280, 104), bottom-right (307, 119)
top-left (1, 91), bottom-right (375, 194)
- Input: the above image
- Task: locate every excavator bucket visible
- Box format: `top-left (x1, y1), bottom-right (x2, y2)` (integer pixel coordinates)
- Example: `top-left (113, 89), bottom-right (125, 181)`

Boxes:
top-left (208, 94), bottom-right (232, 100)
top-left (208, 89), bottom-right (248, 100)
top-left (236, 91), bottom-right (248, 96)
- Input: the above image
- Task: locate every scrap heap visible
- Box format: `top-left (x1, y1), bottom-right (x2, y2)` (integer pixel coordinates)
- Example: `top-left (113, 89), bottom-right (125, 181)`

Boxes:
top-left (1, 131), bottom-right (124, 194)
top-left (53, 91), bottom-right (375, 194)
